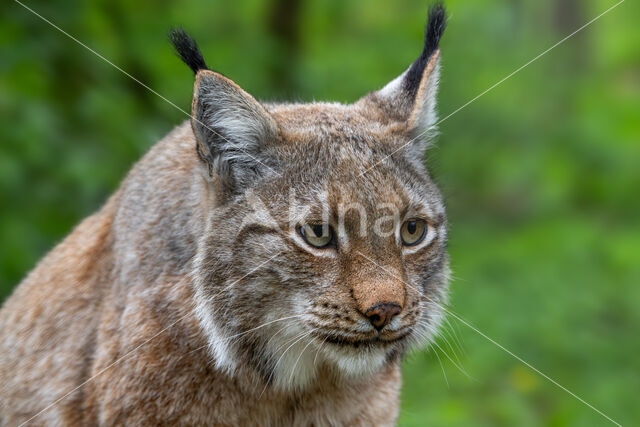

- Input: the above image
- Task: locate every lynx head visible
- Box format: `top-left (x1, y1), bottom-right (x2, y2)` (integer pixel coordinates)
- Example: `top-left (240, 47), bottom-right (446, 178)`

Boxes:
top-left (171, 3), bottom-right (449, 391)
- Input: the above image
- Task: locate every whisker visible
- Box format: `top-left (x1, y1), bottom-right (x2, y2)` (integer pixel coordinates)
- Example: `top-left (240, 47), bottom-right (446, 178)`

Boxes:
top-left (438, 327), bottom-right (464, 368)
top-left (263, 323), bottom-right (295, 350)
top-left (431, 344), bottom-right (449, 388)
top-left (417, 320), bottom-right (474, 381)
top-left (430, 338), bottom-right (474, 380)
top-left (417, 299), bottom-right (465, 360)
top-left (219, 314), bottom-right (304, 344)
top-left (182, 343), bottom-right (209, 358)
top-left (443, 316), bottom-right (466, 356)
top-left (313, 335), bottom-right (329, 368)
top-left (272, 329), bottom-right (312, 356)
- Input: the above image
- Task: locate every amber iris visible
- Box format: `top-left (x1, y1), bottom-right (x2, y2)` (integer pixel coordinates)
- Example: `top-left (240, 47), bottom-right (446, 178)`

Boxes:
top-left (401, 219), bottom-right (427, 246)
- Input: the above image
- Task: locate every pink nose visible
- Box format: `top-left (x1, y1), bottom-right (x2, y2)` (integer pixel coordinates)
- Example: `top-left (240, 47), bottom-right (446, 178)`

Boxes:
top-left (364, 303), bottom-right (401, 330)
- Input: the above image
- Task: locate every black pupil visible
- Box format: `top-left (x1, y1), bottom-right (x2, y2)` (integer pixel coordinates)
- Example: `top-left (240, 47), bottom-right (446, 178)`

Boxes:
top-left (407, 221), bottom-right (417, 234)
top-left (311, 224), bottom-right (324, 237)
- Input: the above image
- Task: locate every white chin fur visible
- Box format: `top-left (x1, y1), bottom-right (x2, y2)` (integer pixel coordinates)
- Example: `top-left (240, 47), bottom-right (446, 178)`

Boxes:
top-left (322, 344), bottom-right (388, 377)
top-left (268, 330), bottom-right (320, 391)
top-left (267, 335), bottom-right (390, 390)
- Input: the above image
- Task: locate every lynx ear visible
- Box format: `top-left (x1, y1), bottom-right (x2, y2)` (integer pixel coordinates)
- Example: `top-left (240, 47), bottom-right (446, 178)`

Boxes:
top-left (371, 3), bottom-right (446, 146)
top-left (191, 71), bottom-right (277, 187)
top-left (169, 29), bottom-right (277, 193)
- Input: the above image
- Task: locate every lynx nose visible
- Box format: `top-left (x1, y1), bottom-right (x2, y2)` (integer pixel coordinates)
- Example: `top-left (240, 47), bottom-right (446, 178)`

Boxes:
top-left (364, 303), bottom-right (401, 331)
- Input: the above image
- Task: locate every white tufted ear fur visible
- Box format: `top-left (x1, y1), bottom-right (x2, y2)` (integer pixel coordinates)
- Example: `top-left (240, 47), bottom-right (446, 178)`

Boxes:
top-left (191, 70), bottom-right (277, 193)
top-left (378, 52), bottom-right (441, 137)
top-left (409, 52), bottom-right (441, 139)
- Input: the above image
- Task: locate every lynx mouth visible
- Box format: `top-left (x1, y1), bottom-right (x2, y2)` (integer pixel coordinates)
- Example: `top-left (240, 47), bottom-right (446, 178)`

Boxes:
top-left (314, 330), bottom-right (411, 348)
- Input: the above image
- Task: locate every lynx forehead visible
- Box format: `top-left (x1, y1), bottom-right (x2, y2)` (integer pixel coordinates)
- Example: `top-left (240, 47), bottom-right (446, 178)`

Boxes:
top-left (0, 3), bottom-right (449, 425)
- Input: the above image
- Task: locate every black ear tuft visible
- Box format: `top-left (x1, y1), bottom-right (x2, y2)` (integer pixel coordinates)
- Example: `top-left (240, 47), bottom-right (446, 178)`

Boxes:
top-left (168, 28), bottom-right (208, 74)
top-left (404, 2), bottom-right (447, 97)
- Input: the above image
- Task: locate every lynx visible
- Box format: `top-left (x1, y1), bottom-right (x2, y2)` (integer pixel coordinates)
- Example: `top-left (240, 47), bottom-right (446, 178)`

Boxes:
top-left (0, 4), bottom-right (448, 426)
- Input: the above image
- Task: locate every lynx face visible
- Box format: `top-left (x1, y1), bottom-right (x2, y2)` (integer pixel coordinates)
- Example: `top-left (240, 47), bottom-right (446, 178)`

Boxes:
top-left (176, 4), bottom-right (449, 390)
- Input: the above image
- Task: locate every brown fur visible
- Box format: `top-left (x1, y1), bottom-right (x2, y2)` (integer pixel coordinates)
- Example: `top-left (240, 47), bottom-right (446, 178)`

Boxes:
top-left (0, 124), bottom-right (407, 425)
top-left (0, 9), bottom-right (449, 425)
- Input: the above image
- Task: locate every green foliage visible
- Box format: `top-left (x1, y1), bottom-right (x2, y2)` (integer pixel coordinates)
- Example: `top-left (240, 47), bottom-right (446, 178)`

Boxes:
top-left (1, 0), bottom-right (638, 425)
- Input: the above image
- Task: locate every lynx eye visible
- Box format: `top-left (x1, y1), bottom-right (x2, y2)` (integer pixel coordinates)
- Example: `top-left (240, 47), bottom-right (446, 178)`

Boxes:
top-left (401, 219), bottom-right (427, 246)
top-left (300, 224), bottom-right (334, 248)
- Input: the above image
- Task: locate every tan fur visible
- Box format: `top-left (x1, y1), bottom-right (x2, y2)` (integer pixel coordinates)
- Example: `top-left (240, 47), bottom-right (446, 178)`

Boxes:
top-left (0, 22), bottom-right (449, 425)
top-left (0, 123), bottom-right (408, 425)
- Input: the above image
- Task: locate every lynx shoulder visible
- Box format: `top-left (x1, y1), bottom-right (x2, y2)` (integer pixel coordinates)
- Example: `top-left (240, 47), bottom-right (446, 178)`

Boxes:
top-left (0, 4), bottom-right (449, 425)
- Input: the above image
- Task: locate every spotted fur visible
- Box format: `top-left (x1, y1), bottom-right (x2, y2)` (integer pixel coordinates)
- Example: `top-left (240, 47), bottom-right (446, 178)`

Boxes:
top-left (0, 4), bottom-right (449, 425)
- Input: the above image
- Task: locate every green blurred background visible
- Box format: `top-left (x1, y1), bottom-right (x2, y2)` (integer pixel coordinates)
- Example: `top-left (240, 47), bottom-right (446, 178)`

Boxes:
top-left (1, 0), bottom-right (638, 425)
